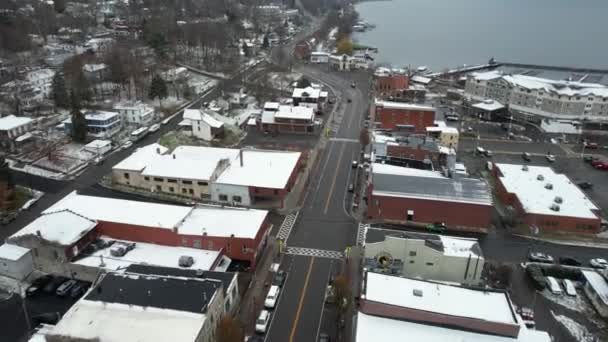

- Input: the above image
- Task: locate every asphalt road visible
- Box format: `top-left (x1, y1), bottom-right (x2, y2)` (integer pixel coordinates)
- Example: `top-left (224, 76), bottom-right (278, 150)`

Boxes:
top-left (264, 67), bottom-right (371, 342)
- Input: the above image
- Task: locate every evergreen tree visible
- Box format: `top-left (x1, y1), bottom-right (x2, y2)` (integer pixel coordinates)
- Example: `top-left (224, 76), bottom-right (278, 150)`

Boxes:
top-left (70, 91), bottom-right (87, 143)
top-left (54, 0), bottom-right (66, 13)
top-left (51, 72), bottom-right (69, 108)
top-left (149, 75), bottom-right (168, 107)
top-left (262, 35), bottom-right (270, 49)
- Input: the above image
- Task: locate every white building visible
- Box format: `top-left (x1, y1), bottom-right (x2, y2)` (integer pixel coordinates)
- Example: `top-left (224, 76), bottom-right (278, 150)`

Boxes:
top-left (356, 271), bottom-right (551, 342)
top-left (114, 101), bottom-right (156, 125)
top-left (364, 228), bottom-right (484, 285)
top-left (292, 86), bottom-right (324, 113)
top-left (310, 52), bottom-right (330, 64)
top-left (582, 270), bottom-right (608, 318)
top-left (183, 108), bottom-right (224, 141)
top-left (83, 139), bottom-right (112, 155)
top-left (0, 243), bottom-right (33, 280)
top-left (26, 68), bottom-right (55, 97)
top-left (63, 110), bottom-right (122, 138)
top-left (0, 115), bottom-right (34, 147)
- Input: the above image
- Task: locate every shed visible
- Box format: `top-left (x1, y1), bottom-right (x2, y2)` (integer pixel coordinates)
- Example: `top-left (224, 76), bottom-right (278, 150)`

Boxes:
top-left (0, 243), bottom-right (33, 280)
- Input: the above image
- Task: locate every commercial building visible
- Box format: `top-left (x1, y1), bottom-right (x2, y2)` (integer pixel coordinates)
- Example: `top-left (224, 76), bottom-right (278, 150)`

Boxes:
top-left (292, 86), bottom-right (326, 113)
top-left (46, 271), bottom-right (227, 342)
top-left (44, 191), bottom-right (271, 268)
top-left (465, 70), bottom-right (608, 122)
top-left (372, 100), bottom-right (436, 133)
top-left (260, 103), bottom-right (316, 133)
top-left (356, 271), bottom-right (551, 342)
top-left (183, 108), bottom-right (225, 141)
top-left (113, 144), bottom-right (302, 208)
top-left (372, 131), bottom-right (455, 169)
top-left (582, 270), bottom-right (608, 318)
top-left (63, 110), bottom-right (122, 138)
top-left (0, 243), bottom-right (33, 280)
top-left (310, 51), bottom-right (330, 64)
top-left (494, 163), bottom-right (601, 233)
top-left (0, 115), bottom-right (34, 150)
top-left (374, 67), bottom-right (409, 97)
top-left (367, 164), bottom-right (493, 232)
top-left (364, 227), bottom-right (484, 285)
top-left (426, 121), bottom-right (460, 150)
top-left (114, 101), bottom-right (156, 125)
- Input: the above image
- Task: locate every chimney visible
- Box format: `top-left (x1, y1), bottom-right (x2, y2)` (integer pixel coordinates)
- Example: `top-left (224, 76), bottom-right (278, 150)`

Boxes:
top-left (156, 147), bottom-right (160, 154)
top-left (239, 149), bottom-right (243, 167)
top-left (173, 154), bottom-right (176, 159)
top-left (36, 230), bottom-right (41, 237)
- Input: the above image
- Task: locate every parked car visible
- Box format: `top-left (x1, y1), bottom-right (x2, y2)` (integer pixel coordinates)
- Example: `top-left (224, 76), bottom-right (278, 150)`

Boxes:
top-left (255, 310), bottom-right (271, 333)
top-left (528, 252), bottom-right (554, 263)
top-left (325, 284), bottom-right (335, 304)
top-left (161, 117), bottom-right (171, 125)
top-left (584, 141), bottom-right (599, 149)
top-left (577, 181), bottom-right (593, 190)
top-left (591, 160), bottom-right (608, 170)
top-left (56, 279), bottom-right (78, 296)
top-left (122, 141), bottom-right (133, 149)
top-left (351, 161), bottom-right (358, 168)
top-left (546, 153), bottom-right (556, 163)
top-left (562, 279), bottom-right (577, 297)
top-left (583, 155), bottom-right (598, 163)
top-left (26, 275), bottom-right (53, 297)
top-left (272, 270), bottom-right (286, 286)
top-left (559, 256), bottom-right (581, 267)
top-left (590, 258), bottom-right (608, 269)
top-left (348, 184), bottom-right (354, 192)
top-left (476, 146), bottom-right (486, 155)
top-left (350, 82), bottom-right (356, 88)
top-left (69, 282), bottom-right (89, 298)
top-left (264, 285), bottom-right (281, 309)
top-left (43, 276), bottom-right (68, 293)
top-left (516, 307), bottom-right (535, 328)
top-left (522, 152), bottom-right (531, 161)
top-left (484, 150), bottom-right (493, 157)
top-left (149, 123), bottom-right (161, 133)
top-left (545, 276), bottom-right (563, 295)
top-left (32, 312), bottom-right (61, 325)
top-left (426, 222), bottom-right (447, 233)
top-left (319, 332), bottom-right (331, 342)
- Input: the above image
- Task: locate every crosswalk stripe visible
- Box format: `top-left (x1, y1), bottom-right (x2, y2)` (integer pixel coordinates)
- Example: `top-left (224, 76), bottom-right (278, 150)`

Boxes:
top-left (285, 247), bottom-right (343, 259)
top-left (357, 223), bottom-right (368, 246)
top-left (277, 211), bottom-right (299, 241)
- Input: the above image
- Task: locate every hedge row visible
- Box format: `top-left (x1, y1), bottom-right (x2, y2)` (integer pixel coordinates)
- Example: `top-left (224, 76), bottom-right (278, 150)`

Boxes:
top-left (525, 264), bottom-right (583, 290)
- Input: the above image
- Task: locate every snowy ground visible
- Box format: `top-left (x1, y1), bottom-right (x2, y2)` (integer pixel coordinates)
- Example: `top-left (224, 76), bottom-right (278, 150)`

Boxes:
top-left (32, 143), bottom-right (95, 174)
top-left (187, 74), bottom-right (217, 95)
top-left (267, 71), bottom-right (303, 91)
top-left (7, 159), bottom-right (65, 179)
top-left (541, 287), bottom-right (589, 314)
top-left (551, 311), bottom-right (597, 342)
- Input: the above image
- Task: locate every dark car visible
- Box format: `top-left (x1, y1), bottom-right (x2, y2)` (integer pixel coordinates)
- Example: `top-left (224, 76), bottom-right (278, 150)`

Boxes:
top-left (522, 152), bottom-right (531, 161)
top-left (43, 276), bottom-right (68, 293)
top-left (559, 256), bottom-right (582, 267)
top-left (578, 181), bottom-right (593, 190)
top-left (69, 282), bottom-right (89, 298)
top-left (272, 270), bottom-right (286, 286)
top-left (319, 332), bottom-right (331, 342)
top-left (32, 312), bottom-right (61, 325)
top-left (583, 155), bottom-right (599, 163)
top-left (26, 275), bottom-right (53, 297)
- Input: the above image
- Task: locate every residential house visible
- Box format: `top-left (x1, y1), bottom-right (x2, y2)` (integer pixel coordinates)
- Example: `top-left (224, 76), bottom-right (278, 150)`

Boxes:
top-left (183, 109), bottom-right (224, 141)
top-left (114, 101), bottom-right (156, 125)
top-left (82, 63), bottom-right (108, 81)
top-left (0, 115), bottom-right (34, 150)
top-left (0, 243), bottom-right (33, 280)
top-left (63, 110), bottom-right (122, 138)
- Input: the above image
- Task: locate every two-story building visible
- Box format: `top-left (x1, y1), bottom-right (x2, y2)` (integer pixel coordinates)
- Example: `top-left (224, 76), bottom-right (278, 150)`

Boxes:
top-left (259, 104), bottom-right (316, 133)
top-left (292, 86), bottom-right (325, 113)
top-left (63, 110), bottom-right (121, 138)
top-left (0, 115), bottom-right (34, 150)
top-left (183, 109), bottom-right (224, 141)
top-left (372, 100), bottom-right (436, 133)
top-left (114, 101), bottom-right (156, 126)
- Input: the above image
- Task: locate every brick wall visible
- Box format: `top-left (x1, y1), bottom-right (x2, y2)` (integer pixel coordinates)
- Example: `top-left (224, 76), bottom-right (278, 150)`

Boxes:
top-left (375, 107), bottom-right (435, 133)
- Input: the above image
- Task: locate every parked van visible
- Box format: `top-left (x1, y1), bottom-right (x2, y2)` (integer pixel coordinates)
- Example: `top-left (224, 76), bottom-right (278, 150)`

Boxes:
top-left (545, 276), bottom-right (562, 295)
top-left (264, 285), bottom-right (281, 309)
top-left (255, 310), bottom-right (270, 333)
top-left (562, 279), bottom-right (577, 296)
top-left (476, 146), bottom-right (486, 155)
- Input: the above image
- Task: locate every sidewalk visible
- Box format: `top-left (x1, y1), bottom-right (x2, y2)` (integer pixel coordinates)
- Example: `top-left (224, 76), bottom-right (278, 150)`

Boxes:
top-left (512, 233), bottom-right (608, 249)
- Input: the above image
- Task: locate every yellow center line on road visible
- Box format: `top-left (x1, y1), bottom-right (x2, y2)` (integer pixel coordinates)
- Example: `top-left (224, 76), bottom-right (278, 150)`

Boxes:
top-left (323, 142), bottom-right (347, 215)
top-left (289, 257), bottom-right (316, 342)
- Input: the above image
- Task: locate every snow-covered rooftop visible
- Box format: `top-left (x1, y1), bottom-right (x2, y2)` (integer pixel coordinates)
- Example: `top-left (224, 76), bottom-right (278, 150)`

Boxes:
top-left (356, 312), bottom-right (551, 342)
top-left (364, 272), bottom-right (517, 324)
top-left (84, 139), bottom-right (111, 149)
top-left (540, 120), bottom-right (582, 134)
top-left (11, 210), bottom-right (97, 246)
top-left (372, 163), bottom-right (443, 179)
top-left (82, 63), bottom-right (107, 72)
top-left (178, 205), bottom-right (268, 238)
top-left (51, 300), bottom-right (206, 342)
top-left (582, 270), bottom-right (608, 305)
top-left (439, 236), bottom-right (481, 257)
top-left (183, 109), bottom-right (224, 128)
top-left (469, 70), bottom-right (503, 81)
top-left (472, 100), bottom-right (504, 112)
top-left (496, 163), bottom-right (599, 219)
top-left (73, 237), bottom-right (223, 272)
top-left (504, 74), bottom-right (608, 97)
top-left (85, 110), bottom-right (120, 121)
top-left (44, 192), bottom-right (192, 230)
top-left (426, 126), bottom-right (459, 134)
top-left (274, 105), bottom-right (315, 121)
top-left (214, 150), bottom-right (301, 189)
top-left (293, 86), bottom-right (321, 99)
top-left (411, 75), bottom-right (431, 84)
top-left (0, 115), bottom-right (33, 131)
top-left (375, 100), bottom-right (435, 111)
top-left (113, 143), bottom-right (168, 171)
top-left (264, 102), bottom-right (280, 111)
top-left (0, 243), bottom-right (30, 261)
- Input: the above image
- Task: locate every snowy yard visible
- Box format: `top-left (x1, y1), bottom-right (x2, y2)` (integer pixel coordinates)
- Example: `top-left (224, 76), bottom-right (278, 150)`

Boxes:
top-left (32, 143), bottom-right (95, 174)
top-left (551, 312), bottom-right (597, 342)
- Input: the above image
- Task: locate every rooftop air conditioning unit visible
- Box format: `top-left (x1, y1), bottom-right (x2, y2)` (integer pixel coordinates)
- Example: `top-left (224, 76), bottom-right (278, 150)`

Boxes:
top-left (413, 289), bottom-right (423, 297)
top-left (550, 203), bottom-right (560, 212)
top-left (545, 183), bottom-right (553, 190)
top-left (554, 196), bottom-right (563, 204)
top-left (522, 165), bottom-right (529, 171)
top-left (537, 175), bottom-right (544, 181)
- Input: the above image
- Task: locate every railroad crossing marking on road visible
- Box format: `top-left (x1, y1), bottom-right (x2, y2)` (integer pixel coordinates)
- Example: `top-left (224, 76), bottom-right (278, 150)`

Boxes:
top-left (285, 247), bottom-right (343, 259)
top-left (277, 211), bottom-right (299, 241)
top-left (357, 223), bottom-right (368, 246)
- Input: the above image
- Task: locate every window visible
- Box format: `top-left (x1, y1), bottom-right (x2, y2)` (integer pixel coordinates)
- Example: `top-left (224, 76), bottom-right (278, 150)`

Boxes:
top-left (124, 173), bottom-right (130, 179)
top-left (193, 240), bottom-right (201, 248)
top-left (53, 250), bottom-right (59, 260)
top-left (208, 241), bottom-right (214, 249)
top-left (169, 187), bottom-right (174, 192)
top-left (189, 189), bottom-right (194, 194)
top-left (167, 179), bottom-right (177, 183)
top-left (426, 262), bottom-right (434, 266)
top-left (274, 189), bottom-right (279, 195)
top-left (233, 195), bottom-right (242, 203)
top-left (219, 194), bottom-right (228, 201)
top-left (156, 185), bottom-right (162, 191)
top-left (409, 251), bottom-right (416, 257)
top-left (409, 260), bottom-right (415, 264)
top-left (182, 180), bottom-right (192, 185)
top-left (181, 238), bottom-right (188, 246)
top-left (144, 176), bottom-right (150, 181)
top-left (182, 188), bottom-right (187, 194)
top-left (154, 177), bottom-right (164, 182)
top-left (198, 181), bottom-right (208, 186)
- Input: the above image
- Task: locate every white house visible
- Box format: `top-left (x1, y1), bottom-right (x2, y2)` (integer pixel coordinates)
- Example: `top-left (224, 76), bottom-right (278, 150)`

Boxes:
top-left (0, 115), bottom-right (35, 150)
top-left (26, 68), bottom-right (55, 97)
top-left (0, 243), bottom-right (33, 280)
top-left (183, 109), bottom-right (224, 141)
top-left (114, 101), bottom-right (156, 125)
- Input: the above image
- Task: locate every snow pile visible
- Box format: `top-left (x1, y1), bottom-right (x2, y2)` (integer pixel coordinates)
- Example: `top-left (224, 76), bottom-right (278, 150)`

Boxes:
top-left (541, 289), bottom-right (586, 313)
top-left (551, 311), bottom-right (596, 342)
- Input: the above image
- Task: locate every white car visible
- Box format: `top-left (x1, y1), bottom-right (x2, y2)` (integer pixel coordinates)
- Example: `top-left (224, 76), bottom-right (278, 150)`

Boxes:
top-left (264, 285), bottom-right (280, 309)
top-left (545, 276), bottom-right (562, 295)
top-left (122, 141), bottom-right (133, 150)
top-left (546, 153), bottom-right (556, 163)
top-left (149, 123), bottom-right (161, 133)
top-left (590, 258), bottom-right (608, 269)
top-left (255, 310), bottom-right (270, 333)
top-left (562, 279), bottom-right (576, 297)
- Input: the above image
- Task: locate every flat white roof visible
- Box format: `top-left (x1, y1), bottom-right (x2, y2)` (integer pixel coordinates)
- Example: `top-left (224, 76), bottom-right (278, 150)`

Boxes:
top-left (264, 102), bottom-right (280, 110)
top-left (292, 86), bottom-right (321, 99)
top-left (202, 113), bottom-right (223, 128)
top-left (11, 210), bottom-right (97, 246)
top-left (372, 163), bottom-right (444, 179)
top-left (496, 163), bottom-right (599, 219)
top-left (52, 300), bottom-right (205, 342)
top-left (0, 115), bottom-right (33, 131)
top-left (436, 235), bottom-right (481, 257)
top-left (85, 139), bottom-right (111, 149)
top-left (178, 205), bottom-right (268, 239)
top-left (215, 150), bottom-right (301, 189)
top-left (85, 111), bottom-right (119, 121)
top-left (469, 70), bottom-right (503, 81)
top-left (73, 237), bottom-right (222, 272)
top-left (0, 243), bottom-right (30, 261)
top-left (45, 192), bottom-right (192, 230)
top-left (426, 126), bottom-right (459, 134)
top-left (113, 143), bottom-right (168, 171)
top-left (274, 105), bottom-right (315, 121)
top-left (183, 109), bottom-right (223, 128)
top-left (583, 270), bottom-right (608, 305)
top-left (375, 100), bottom-right (435, 112)
top-left (411, 75), bottom-right (431, 84)
top-left (356, 312), bottom-right (551, 342)
top-left (472, 100), bottom-right (504, 112)
top-left (365, 272), bottom-right (516, 324)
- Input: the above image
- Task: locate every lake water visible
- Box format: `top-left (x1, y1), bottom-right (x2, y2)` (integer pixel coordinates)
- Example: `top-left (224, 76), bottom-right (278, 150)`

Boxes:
top-left (354, 0), bottom-right (608, 71)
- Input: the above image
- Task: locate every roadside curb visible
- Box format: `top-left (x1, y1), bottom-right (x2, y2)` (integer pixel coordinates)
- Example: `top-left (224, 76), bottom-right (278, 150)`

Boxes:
top-left (513, 233), bottom-right (608, 249)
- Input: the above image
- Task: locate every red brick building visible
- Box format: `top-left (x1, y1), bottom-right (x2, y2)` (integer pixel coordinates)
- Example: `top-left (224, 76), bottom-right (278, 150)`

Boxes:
top-left (373, 100), bottom-right (436, 133)
top-left (494, 163), bottom-right (601, 234)
top-left (259, 103), bottom-right (316, 134)
top-left (367, 164), bottom-right (492, 232)
top-left (374, 68), bottom-right (409, 97)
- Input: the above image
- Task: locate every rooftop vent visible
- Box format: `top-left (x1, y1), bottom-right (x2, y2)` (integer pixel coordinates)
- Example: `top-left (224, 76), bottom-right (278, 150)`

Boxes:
top-left (554, 196), bottom-right (563, 204)
top-left (522, 165), bottom-right (529, 171)
top-left (413, 289), bottom-right (423, 297)
top-left (537, 174), bottom-right (544, 181)
top-left (550, 203), bottom-right (560, 212)
top-left (545, 183), bottom-right (553, 190)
